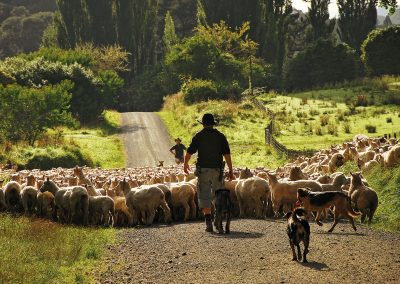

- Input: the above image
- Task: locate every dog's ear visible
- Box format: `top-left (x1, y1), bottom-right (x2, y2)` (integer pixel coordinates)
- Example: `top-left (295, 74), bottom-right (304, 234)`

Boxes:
top-left (349, 171), bottom-right (354, 176)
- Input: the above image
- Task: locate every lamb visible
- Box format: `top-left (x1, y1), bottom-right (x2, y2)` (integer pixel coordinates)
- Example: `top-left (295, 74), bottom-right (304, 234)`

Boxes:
top-left (20, 186), bottom-right (37, 216)
top-left (69, 186), bottom-right (89, 225)
top-left (266, 173), bottom-right (322, 217)
top-left (37, 191), bottom-right (55, 219)
top-left (4, 181), bottom-right (22, 212)
top-left (88, 195), bottom-right (115, 226)
top-left (235, 177), bottom-right (270, 218)
top-left (120, 180), bottom-right (171, 226)
top-left (348, 172), bottom-right (378, 223)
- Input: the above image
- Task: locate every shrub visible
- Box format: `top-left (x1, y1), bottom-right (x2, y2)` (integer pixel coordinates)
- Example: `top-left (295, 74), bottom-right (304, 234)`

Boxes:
top-left (284, 39), bottom-right (360, 90)
top-left (386, 117), bottom-right (393, 123)
top-left (343, 121), bottom-right (351, 133)
top-left (327, 123), bottom-right (338, 136)
top-left (20, 146), bottom-right (94, 170)
top-left (315, 125), bottom-right (323, 135)
top-left (361, 26), bottom-right (400, 76)
top-left (365, 124), bottom-right (377, 133)
top-left (320, 114), bottom-right (330, 126)
top-left (182, 79), bottom-right (218, 104)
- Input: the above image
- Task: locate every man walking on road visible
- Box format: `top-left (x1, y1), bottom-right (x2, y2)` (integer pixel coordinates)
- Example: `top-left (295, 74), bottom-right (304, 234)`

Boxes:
top-left (183, 113), bottom-right (234, 233)
top-left (170, 138), bottom-right (186, 164)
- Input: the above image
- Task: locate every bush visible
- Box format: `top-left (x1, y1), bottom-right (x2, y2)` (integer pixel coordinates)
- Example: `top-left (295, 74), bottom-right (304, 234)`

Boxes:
top-left (361, 26), bottom-right (400, 76)
top-left (20, 146), bottom-right (94, 170)
top-left (182, 79), bottom-right (218, 104)
top-left (327, 123), bottom-right (338, 135)
top-left (284, 39), bottom-right (360, 90)
top-left (386, 117), bottom-right (393, 123)
top-left (343, 121), bottom-right (351, 133)
top-left (320, 114), bottom-right (330, 126)
top-left (365, 124), bottom-right (377, 133)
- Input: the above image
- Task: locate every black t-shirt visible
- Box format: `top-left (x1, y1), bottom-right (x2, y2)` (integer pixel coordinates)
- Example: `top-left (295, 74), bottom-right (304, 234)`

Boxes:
top-left (170, 143), bottom-right (186, 158)
top-left (187, 128), bottom-right (230, 168)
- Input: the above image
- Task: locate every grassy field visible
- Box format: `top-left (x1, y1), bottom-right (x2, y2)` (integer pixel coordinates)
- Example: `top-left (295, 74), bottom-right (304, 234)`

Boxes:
top-left (159, 93), bottom-right (287, 169)
top-left (62, 110), bottom-right (125, 168)
top-left (0, 214), bottom-right (115, 283)
top-left (261, 76), bottom-right (400, 150)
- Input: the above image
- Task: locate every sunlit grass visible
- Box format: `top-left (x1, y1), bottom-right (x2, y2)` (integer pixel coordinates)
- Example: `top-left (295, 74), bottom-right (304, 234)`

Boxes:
top-left (0, 214), bottom-right (115, 283)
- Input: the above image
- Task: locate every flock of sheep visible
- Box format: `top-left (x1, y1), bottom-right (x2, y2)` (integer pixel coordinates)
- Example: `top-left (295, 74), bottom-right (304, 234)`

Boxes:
top-left (0, 135), bottom-right (398, 228)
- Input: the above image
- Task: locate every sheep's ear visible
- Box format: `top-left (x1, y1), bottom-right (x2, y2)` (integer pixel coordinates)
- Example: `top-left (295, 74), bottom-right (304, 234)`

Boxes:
top-left (349, 171), bottom-right (353, 176)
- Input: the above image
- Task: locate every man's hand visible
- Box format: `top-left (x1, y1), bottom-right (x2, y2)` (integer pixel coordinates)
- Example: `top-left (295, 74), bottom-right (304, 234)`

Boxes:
top-left (228, 170), bottom-right (235, 181)
top-left (184, 163), bottom-right (190, 174)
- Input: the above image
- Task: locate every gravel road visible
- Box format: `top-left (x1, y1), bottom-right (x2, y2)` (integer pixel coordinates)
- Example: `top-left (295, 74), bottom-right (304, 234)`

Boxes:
top-left (121, 112), bottom-right (175, 167)
top-left (98, 219), bottom-right (400, 283)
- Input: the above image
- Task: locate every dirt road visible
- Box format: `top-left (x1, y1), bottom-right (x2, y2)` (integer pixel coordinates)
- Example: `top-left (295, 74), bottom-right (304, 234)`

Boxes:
top-left (98, 219), bottom-right (400, 284)
top-left (121, 112), bottom-right (175, 167)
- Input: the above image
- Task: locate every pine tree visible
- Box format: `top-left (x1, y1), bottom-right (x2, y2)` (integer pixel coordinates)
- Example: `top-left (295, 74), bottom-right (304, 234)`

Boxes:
top-left (307, 0), bottom-right (335, 41)
top-left (337, 0), bottom-right (377, 53)
top-left (163, 11), bottom-right (179, 52)
top-left (383, 15), bottom-right (392, 27)
top-left (84, 0), bottom-right (116, 45)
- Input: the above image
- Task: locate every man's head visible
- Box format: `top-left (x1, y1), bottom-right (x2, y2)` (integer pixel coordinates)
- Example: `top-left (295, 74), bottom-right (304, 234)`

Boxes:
top-left (200, 113), bottom-right (218, 127)
top-left (175, 138), bottom-right (181, 144)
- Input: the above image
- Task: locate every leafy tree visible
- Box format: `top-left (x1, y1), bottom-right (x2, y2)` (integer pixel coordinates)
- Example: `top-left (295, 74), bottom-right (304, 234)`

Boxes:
top-left (84, 0), bottom-right (116, 45)
top-left (163, 11), bottom-right (179, 53)
top-left (337, 0), bottom-right (377, 53)
top-left (307, 0), bottom-right (335, 42)
top-left (284, 39), bottom-right (360, 90)
top-left (0, 81), bottom-right (75, 145)
top-left (361, 25), bottom-right (400, 76)
top-left (196, 0), bottom-right (208, 27)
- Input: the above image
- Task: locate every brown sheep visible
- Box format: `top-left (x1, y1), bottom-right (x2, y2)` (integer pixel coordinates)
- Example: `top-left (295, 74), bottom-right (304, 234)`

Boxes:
top-left (383, 145), bottom-right (400, 167)
top-left (349, 172), bottom-right (378, 223)
top-left (0, 188), bottom-right (6, 211)
top-left (289, 166), bottom-right (307, 181)
top-left (73, 166), bottom-right (92, 186)
top-left (4, 181), bottom-right (22, 212)
top-left (69, 186), bottom-right (89, 225)
top-left (105, 186), bottom-right (133, 227)
top-left (168, 183), bottom-right (196, 221)
top-left (88, 196), bottom-right (115, 227)
top-left (37, 191), bottom-right (55, 219)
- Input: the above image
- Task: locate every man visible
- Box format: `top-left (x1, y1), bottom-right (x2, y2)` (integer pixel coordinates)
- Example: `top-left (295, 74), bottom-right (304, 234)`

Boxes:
top-left (170, 138), bottom-right (187, 164)
top-left (184, 113), bottom-right (234, 233)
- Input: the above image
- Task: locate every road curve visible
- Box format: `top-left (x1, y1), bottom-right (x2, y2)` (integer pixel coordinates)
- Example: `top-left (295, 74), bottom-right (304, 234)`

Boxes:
top-left (120, 112), bottom-right (176, 167)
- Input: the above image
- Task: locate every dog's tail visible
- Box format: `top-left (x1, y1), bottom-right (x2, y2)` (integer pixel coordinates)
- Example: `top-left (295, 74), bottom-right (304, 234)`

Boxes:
top-left (292, 207), bottom-right (307, 223)
top-left (346, 196), bottom-right (361, 218)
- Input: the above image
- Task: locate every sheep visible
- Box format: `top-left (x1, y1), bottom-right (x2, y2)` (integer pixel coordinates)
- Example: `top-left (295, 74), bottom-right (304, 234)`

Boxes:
top-left (20, 186), bottom-right (37, 216)
top-left (288, 166), bottom-right (307, 181)
top-left (348, 172), bottom-right (378, 224)
top-left (0, 188), bottom-right (6, 211)
top-left (55, 188), bottom-right (72, 223)
top-left (235, 177), bottom-right (270, 218)
top-left (105, 186), bottom-right (133, 227)
top-left (88, 195), bottom-right (115, 227)
top-left (121, 180), bottom-right (171, 226)
top-left (167, 183), bottom-right (196, 222)
top-left (266, 173), bottom-right (322, 217)
top-left (321, 173), bottom-right (348, 192)
top-left (4, 181), bottom-right (22, 212)
top-left (69, 186), bottom-right (89, 225)
top-left (37, 191), bottom-right (55, 219)
top-left (383, 144), bottom-right (400, 167)
top-left (21, 174), bottom-right (36, 189)
top-left (73, 166), bottom-right (92, 186)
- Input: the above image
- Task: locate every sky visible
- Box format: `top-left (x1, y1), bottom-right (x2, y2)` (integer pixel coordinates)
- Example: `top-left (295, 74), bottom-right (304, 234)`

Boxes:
top-left (292, 0), bottom-right (400, 18)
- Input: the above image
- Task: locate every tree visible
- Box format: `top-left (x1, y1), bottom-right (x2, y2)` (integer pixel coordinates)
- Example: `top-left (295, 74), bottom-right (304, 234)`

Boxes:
top-left (84, 0), bottom-right (116, 45)
top-left (163, 11), bottom-right (179, 52)
top-left (337, 0), bottom-right (377, 53)
top-left (0, 81), bottom-right (75, 145)
top-left (361, 25), bottom-right (400, 76)
top-left (307, 0), bottom-right (335, 42)
top-left (196, 0), bottom-right (207, 27)
top-left (383, 15), bottom-right (392, 27)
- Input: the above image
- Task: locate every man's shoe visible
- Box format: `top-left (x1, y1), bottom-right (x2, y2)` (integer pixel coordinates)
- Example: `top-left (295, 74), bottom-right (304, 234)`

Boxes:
top-left (205, 214), bottom-right (213, 232)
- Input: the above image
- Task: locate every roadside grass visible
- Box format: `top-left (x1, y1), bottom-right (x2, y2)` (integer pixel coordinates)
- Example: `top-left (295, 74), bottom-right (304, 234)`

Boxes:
top-left (0, 214), bottom-right (115, 283)
top-left (159, 93), bottom-right (287, 169)
top-left (62, 110), bottom-right (125, 168)
top-left (259, 76), bottom-right (400, 150)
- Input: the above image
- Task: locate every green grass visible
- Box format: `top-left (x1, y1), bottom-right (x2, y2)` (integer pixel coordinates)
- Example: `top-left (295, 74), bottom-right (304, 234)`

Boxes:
top-left (63, 110), bottom-right (125, 168)
top-left (0, 214), bottom-right (115, 283)
top-left (259, 76), bottom-right (400, 151)
top-left (159, 93), bottom-right (287, 169)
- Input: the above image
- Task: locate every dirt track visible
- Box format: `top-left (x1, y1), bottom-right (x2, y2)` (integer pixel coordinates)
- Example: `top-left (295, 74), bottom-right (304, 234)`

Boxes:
top-left (121, 112), bottom-right (175, 167)
top-left (98, 218), bottom-right (400, 283)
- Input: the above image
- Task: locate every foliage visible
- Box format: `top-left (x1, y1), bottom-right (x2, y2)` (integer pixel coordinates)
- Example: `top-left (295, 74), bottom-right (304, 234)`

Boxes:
top-left (284, 39), bottom-right (360, 90)
top-left (361, 26), bottom-right (400, 76)
top-left (165, 21), bottom-right (268, 103)
top-left (163, 11), bottom-right (179, 53)
top-left (337, 0), bottom-right (377, 53)
top-left (182, 79), bottom-right (218, 103)
top-left (307, 0), bottom-right (335, 42)
top-left (0, 81), bottom-right (75, 145)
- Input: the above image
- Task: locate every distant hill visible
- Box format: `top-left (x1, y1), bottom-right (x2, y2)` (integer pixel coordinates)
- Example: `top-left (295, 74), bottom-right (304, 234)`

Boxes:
top-left (377, 8), bottom-right (400, 25)
top-left (0, 0), bottom-right (57, 58)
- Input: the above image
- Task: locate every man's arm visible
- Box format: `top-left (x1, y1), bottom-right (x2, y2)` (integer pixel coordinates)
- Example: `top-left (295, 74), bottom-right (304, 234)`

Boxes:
top-left (223, 154), bottom-right (234, 181)
top-left (183, 153), bottom-right (192, 174)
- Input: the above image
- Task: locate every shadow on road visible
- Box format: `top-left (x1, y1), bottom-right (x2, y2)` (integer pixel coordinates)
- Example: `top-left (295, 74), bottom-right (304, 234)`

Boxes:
top-left (314, 231), bottom-right (366, 236)
top-left (300, 261), bottom-right (330, 271)
top-left (211, 230), bottom-right (264, 239)
top-left (120, 124), bottom-right (147, 133)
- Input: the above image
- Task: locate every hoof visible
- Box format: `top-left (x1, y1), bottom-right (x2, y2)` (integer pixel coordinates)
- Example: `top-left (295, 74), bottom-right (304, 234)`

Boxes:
top-left (292, 257), bottom-right (297, 261)
top-left (218, 230), bottom-right (224, 234)
top-left (225, 230), bottom-right (230, 234)
top-left (303, 259), bottom-right (308, 263)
